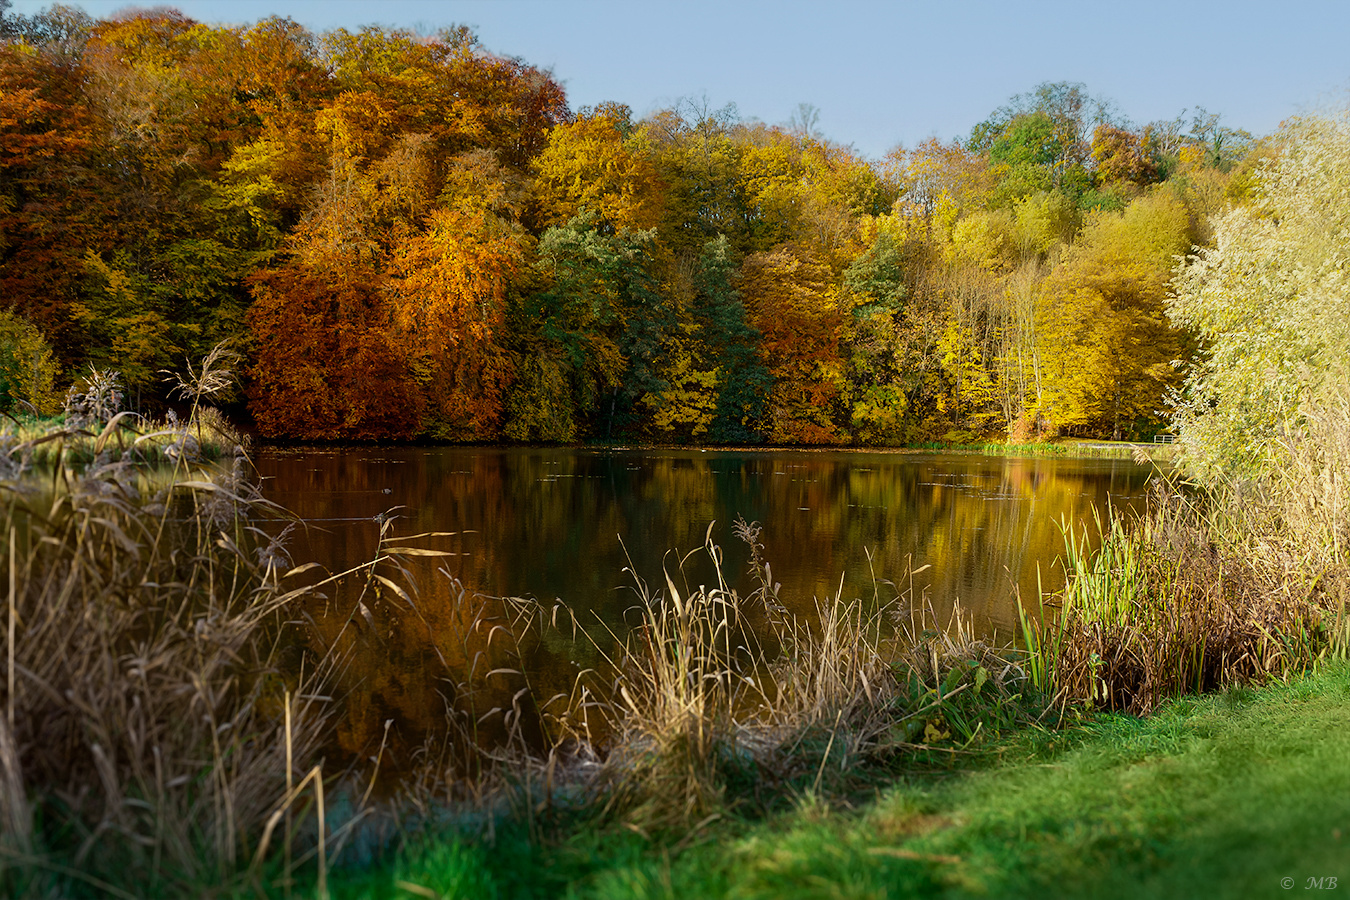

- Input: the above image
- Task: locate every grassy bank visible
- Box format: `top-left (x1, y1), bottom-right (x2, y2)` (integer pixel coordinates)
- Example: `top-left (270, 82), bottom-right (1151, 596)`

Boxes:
top-left (298, 660), bottom-right (1350, 900)
top-left (558, 438), bottom-right (1172, 460)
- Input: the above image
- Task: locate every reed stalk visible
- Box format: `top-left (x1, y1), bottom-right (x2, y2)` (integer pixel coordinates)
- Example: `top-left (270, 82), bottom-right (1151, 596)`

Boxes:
top-left (1025, 470), bottom-right (1336, 715)
top-left (0, 359), bottom-right (334, 897)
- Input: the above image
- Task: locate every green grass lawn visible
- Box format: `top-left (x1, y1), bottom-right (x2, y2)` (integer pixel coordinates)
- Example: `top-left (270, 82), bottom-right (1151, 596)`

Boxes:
top-left (316, 661), bottom-right (1350, 900)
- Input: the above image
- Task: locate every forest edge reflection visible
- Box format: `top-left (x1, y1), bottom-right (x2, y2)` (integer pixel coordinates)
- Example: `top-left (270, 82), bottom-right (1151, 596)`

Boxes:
top-left (256, 446), bottom-right (1154, 781)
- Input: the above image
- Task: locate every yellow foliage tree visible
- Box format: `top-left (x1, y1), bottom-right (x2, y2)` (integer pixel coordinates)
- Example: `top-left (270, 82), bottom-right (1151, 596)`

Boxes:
top-left (643, 344), bottom-right (719, 437)
top-left (937, 318), bottom-right (1001, 438)
top-left (532, 104), bottom-right (664, 232)
top-left (1036, 190), bottom-right (1193, 438)
top-left (946, 209), bottom-right (1015, 272)
top-left (0, 310), bottom-right (62, 415)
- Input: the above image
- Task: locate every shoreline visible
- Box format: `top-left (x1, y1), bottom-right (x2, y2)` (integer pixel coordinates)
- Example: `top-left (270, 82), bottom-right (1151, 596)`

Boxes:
top-left (253, 438), bottom-right (1175, 461)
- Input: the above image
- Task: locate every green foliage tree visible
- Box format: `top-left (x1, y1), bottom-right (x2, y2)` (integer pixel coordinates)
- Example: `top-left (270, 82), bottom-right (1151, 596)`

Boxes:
top-left (696, 235), bottom-right (771, 443)
top-left (844, 229), bottom-right (906, 317)
top-left (972, 82), bottom-right (1116, 207)
top-left (505, 212), bottom-right (669, 441)
top-left (842, 229), bottom-right (914, 442)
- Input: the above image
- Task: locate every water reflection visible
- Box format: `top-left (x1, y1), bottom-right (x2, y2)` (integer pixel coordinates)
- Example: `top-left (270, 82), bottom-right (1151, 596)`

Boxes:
top-left (257, 447), bottom-right (1152, 772)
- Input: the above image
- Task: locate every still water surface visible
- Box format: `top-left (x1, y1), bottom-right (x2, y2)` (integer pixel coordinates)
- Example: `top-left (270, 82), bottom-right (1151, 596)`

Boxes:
top-left (256, 446), bottom-right (1152, 768)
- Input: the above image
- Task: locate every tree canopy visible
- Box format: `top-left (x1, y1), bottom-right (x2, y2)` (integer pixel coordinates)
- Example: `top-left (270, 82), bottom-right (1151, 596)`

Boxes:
top-left (0, 10), bottom-right (1283, 446)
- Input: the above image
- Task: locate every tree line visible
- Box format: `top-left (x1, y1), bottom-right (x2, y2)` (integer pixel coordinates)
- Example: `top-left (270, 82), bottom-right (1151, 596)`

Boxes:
top-left (0, 6), bottom-right (1267, 443)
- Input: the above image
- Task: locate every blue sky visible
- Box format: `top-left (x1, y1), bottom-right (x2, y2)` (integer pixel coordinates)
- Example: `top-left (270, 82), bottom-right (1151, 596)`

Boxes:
top-left (9, 0), bottom-right (1350, 160)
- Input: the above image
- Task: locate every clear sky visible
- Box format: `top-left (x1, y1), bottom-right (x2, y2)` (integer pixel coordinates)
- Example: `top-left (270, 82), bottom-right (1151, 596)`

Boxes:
top-left (9, 0), bottom-right (1350, 160)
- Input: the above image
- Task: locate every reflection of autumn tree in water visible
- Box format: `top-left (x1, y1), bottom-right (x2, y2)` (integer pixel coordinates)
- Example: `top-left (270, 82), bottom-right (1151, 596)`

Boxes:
top-left (263, 447), bottom-right (1155, 632)
top-left (258, 452), bottom-right (575, 780)
top-left (298, 552), bottom-right (577, 782)
top-left (261, 447), bottom-right (1153, 779)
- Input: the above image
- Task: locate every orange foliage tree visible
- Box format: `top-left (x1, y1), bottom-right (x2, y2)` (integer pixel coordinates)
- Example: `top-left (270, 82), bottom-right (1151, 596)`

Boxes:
top-left (385, 151), bottom-right (528, 439)
top-left (246, 262), bottom-right (420, 440)
top-left (738, 243), bottom-right (845, 444)
top-left (245, 146), bottom-right (420, 440)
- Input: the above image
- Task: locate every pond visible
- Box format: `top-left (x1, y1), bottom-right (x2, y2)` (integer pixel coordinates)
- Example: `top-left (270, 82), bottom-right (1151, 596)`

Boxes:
top-left (255, 446), bottom-right (1154, 773)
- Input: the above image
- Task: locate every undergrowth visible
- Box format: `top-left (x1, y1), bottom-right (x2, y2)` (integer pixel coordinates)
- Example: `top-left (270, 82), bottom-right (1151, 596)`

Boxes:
top-left (0, 351), bottom-right (336, 898)
top-left (1021, 384), bottom-right (1350, 714)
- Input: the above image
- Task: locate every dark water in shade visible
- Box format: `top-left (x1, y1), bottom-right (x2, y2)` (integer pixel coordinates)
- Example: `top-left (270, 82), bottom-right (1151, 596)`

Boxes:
top-left (255, 446), bottom-right (1153, 771)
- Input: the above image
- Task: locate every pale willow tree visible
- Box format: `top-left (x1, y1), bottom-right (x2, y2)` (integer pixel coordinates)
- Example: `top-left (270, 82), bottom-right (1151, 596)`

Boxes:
top-left (1169, 110), bottom-right (1350, 480)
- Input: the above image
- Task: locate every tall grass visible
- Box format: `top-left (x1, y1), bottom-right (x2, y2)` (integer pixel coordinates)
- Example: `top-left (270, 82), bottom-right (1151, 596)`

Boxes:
top-left (1213, 379), bottom-right (1350, 655)
top-left (1023, 383), bottom-right (1350, 714)
top-left (563, 518), bottom-right (1028, 832)
top-left (591, 518), bottom-right (905, 829)
top-left (303, 513), bottom-right (1030, 849)
top-left (585, 530), bottom-right (754, 830)
top-left (0, 358), bottom-right (337, 897)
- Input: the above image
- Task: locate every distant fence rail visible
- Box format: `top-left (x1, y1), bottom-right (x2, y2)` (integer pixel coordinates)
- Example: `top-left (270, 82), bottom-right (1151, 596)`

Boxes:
top-left (1153, 433), bottom-right (1178, 444)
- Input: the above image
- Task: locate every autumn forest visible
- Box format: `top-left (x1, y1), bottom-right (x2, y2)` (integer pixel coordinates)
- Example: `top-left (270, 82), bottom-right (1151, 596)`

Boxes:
top-left (0, 7), bottom-right (1263, 444)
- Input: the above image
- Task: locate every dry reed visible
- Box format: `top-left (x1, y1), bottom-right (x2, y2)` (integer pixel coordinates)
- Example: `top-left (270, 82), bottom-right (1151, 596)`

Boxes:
top-left (1027, 387), bottom-right (1348, 717)
top-left (0, 357), bottom-right (334, 897)
top-left (567, 517), bottom-right (1023, 831)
